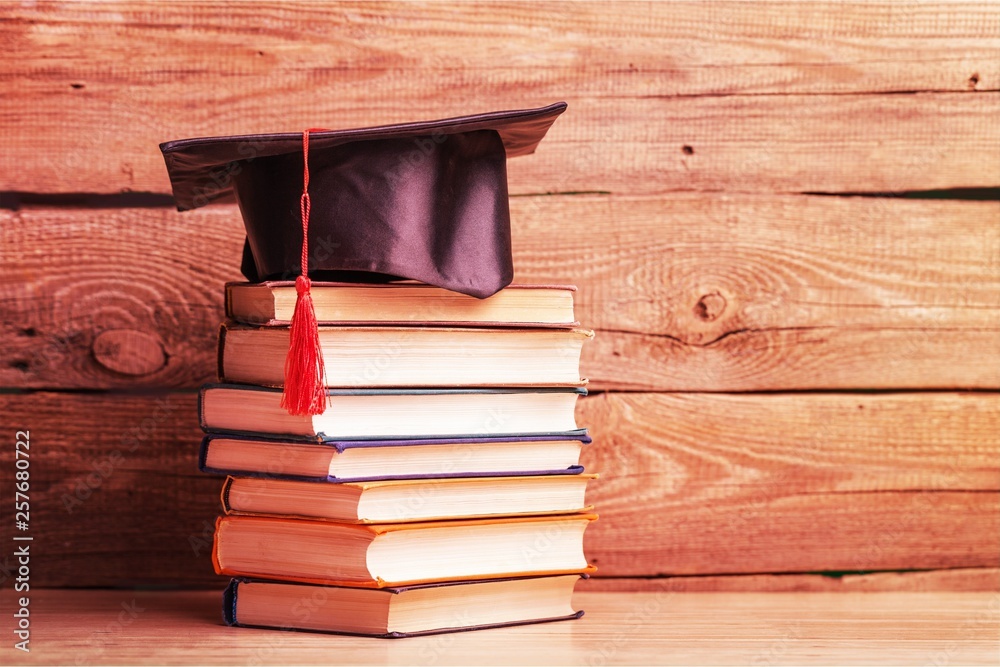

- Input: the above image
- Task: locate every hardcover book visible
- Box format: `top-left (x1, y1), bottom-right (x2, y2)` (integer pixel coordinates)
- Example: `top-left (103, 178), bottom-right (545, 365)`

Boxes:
top-left (221, 474), bottom-right (596, 523)
top-left (213, 513), bottom-right (597, 587)
top-left (218, 323), bottom-right (592, 388)
top-left (226, 282), bottom-right (578, 326)
top-left (199, 384), bottom-right (586, 440)
top-left (223, 575), bottom-right (585, 637)
top-left (199, 432), bottom-right (590, 482)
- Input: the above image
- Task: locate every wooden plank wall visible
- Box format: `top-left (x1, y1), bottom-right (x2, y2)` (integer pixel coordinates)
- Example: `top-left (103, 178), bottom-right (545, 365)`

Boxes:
top-left (1, 2), bottom-right (998, 591)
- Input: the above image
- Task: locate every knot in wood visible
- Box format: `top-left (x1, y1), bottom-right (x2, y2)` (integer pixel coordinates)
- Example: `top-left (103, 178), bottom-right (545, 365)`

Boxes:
top-left (694, 292), bottom-right (727, 322)
top-left (92, 329), bottom-right (167, 376)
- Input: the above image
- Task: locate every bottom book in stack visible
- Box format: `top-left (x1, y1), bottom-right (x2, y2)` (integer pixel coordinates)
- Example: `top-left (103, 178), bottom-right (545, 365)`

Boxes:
top-left (223, 575), bottom-right (585, 638)
top-left (206, 435), bottom-right (597, 637)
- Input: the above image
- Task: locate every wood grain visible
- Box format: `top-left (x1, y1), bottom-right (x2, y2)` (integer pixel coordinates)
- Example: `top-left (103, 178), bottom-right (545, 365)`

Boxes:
top-left (581, 391), bottom-right (1000, 576)
top-left (0, 392), bottom-right (220, 588)
top-left (1, 390), bottom-right (996, 588)
top-left (2, 0), bottom-right (999, 597)
top-left (1, 2), bottom-right (998, 195)
top-left (5, 589), bottom-right (998, 665)
top-left (0, 207), bottom-right (241, 390)
top-left (2, 195), bottom-right (997, 391)
top-left (582, 569), bottom-right (1000, 593)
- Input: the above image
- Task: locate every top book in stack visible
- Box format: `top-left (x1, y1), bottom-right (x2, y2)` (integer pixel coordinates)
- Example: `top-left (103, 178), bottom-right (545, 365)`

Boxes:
top-left (225, 281), bottom-right (578, 327)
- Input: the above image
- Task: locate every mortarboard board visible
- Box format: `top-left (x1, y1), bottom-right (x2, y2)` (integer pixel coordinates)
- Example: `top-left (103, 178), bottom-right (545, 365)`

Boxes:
top-left (159, 101), bottom-right (567, 416)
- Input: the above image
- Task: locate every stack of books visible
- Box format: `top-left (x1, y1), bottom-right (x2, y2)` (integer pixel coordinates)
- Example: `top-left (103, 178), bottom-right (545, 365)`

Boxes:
top-left (198, 280), bottom-right (598, 637)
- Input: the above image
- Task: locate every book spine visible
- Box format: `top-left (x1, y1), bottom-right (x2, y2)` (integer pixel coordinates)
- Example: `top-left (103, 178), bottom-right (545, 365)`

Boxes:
top-left (222, 579), bottom-right (240, 626)
top-left (224, 284), bottom-right (233, 322)
top-left (216, 323), bottom-right (228, 383)
top-left (197, 436), bottom-right (211, 474)
top-left (211, 516), bottom-right (226, 577)
top-left (220, 477), bottom-right (234, 513)
top-left (197, 387), bottom-right (209, 432)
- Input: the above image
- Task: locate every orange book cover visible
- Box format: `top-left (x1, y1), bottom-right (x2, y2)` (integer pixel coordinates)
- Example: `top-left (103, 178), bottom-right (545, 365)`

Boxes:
top-left (212, 513), bottom-right (598, 588)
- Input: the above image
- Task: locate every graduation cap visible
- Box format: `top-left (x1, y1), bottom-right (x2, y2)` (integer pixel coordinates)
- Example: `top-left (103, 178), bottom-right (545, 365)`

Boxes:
top-left (160, 101), bottom-right (567, 416)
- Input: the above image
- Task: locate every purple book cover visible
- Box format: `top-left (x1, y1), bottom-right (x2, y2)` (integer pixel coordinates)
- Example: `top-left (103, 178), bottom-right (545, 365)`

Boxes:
top-left (199, 432), bottom-right (590, 483)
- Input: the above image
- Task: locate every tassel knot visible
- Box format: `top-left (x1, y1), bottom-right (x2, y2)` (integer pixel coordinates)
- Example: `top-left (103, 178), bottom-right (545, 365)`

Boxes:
top-left (296, 274), bottom-right (312, 296)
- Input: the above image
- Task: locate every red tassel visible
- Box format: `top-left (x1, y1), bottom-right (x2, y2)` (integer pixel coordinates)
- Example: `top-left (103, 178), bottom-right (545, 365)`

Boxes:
top-left (280, 130), bottom-right (327, 416)
top-left (281, 275), bottom-right (327, 415)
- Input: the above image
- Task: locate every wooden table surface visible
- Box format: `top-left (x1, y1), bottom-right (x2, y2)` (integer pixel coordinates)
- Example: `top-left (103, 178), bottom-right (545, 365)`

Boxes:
top-left (5, 590), bottom-right (998, 665)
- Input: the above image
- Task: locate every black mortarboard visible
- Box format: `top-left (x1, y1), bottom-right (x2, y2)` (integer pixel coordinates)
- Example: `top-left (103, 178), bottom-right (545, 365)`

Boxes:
top-left (159, 101), bottom-right (567, 299)
top-left (159, 102), bottom-right (567, 416)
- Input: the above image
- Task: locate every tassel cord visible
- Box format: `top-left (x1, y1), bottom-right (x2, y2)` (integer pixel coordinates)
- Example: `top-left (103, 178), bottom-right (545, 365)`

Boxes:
top-left (280, 130), bottom-right (328, 416)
